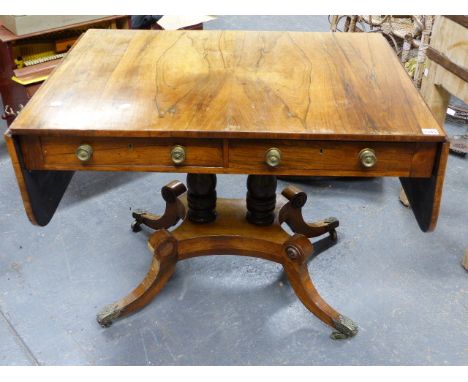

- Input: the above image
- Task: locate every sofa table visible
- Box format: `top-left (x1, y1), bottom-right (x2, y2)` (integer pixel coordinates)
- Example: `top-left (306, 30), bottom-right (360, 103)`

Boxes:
top-left (5, 29), bottom-right (448, 339)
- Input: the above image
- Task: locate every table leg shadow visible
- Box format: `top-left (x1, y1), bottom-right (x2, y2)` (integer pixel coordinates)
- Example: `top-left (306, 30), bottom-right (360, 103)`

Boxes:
top-left (97, 175), bottom-right (358, 340)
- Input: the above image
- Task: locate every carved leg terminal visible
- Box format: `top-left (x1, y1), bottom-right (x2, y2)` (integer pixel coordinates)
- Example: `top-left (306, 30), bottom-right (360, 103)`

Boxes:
top-left (282, 235), bottom-right (358, 339)
top-left (131, 180), bottom-right (187, 232)
top-left (279, 185), bottom-right (339, 241)
top-left (97, 229), bottom-right (178, 327)
top-left (98, 177), bottom-right (357, 339)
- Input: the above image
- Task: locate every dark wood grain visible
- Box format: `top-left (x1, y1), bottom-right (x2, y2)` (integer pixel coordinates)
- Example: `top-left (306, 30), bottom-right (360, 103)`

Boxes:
top-left (227, 139), bottom-right (437, 177)
top-left (97, 229), bottom-right (178, 327)
top-left (130, 180), bottom-right (187, 232)
top-left (0, 17), bottom-right (130, 126)
top-left (4, 29), bottom-right (448, 232)
top-left (399, 142), bottom-right (449, 232)
top-left (38, 136), bottom-right (224, 168)
top-left (6, 29), bottom-right (448, 339)
top-left (9, 29), bottom-right (445, 142)
top-left (246, 175), bottom-right (277, 226)
top-left (186, 173), bottom-right (217, 223)
top-left (20, 135), bottom-right (438, 178)
top-left (99, 183), bottom-right (357, 337)
top-left (4, 131), bottom-right (73, 226)
top-left (279, 185), bottom-right (339, 239)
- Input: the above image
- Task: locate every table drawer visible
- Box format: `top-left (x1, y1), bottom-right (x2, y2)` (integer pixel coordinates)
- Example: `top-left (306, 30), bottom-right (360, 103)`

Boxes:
top-left (20, 136), bottom-right (437, 177)
top-left (36, 137), bottom-right (224, 170)
top-left (228, 140), bottom-right (437, 177)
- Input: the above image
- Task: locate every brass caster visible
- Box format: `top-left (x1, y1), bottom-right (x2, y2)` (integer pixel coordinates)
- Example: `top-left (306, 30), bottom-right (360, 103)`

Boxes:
top-left (131, 220), bottom-right (142, 233)
top-left (97, 304), bottom-right (121, 328)
top-left (330, 315), bottom-right (358, 340)
top-left (329, 229), bottom-right (338, 242)
top-left (131, 209), bottom-right (145, 232)
top-left (324, 217), bottom-right (339, 225)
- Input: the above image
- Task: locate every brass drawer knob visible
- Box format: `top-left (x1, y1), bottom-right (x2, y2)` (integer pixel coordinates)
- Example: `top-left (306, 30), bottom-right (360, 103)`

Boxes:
top-left (76, 144), bottom-right (93, 162)
top-left (265, 148), bottom-right (282, 167)
top-left (359, 148), bottom-right (377, 168)
top-left (171, 145), bottom-right (186, 165)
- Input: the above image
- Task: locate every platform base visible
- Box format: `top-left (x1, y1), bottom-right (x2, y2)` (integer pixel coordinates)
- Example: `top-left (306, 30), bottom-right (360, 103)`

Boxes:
top-left (97, 179), bottom-right (357, 339)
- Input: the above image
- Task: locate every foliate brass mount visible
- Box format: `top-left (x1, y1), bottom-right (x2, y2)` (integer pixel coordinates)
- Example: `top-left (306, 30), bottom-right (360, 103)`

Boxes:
top-left (76, 144), bottom-right (93, 162)
top-left (286, 245), bottom-right (300, 260)
top-left (171, 145), bottom-right (186, 165)
top-left (359, 148), bottom-right (377, 168)
top-left (265, 148), bottom-right (282, 167)
top-left (330, 314), bottom-right (358, 340)
top-left (96, 303), bottom-right (121, 328)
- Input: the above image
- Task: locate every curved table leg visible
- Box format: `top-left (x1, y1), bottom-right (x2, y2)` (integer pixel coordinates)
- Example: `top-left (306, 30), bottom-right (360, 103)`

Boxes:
top-left (282, 234), bottom-right (358, 339)
top-left (131, 180), bottom-right (187, 232)
top-left (177, 230), bottom-right (357, 339)
top-left (98, 183), bottom-right (356, 339)
top-left (279, 186), bottom-right (339, 240)
top-left (96, 230), bottom-right (178, 327)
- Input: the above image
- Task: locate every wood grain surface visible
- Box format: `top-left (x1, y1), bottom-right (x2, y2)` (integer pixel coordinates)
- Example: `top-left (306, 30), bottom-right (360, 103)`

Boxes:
top-left (4, 132), bottom-right (74, 226)
top-left (400, 141), bottom-right (449, 232)
top-left (17, 135), bottom-right (437, 178)
top-left (9, 29), bottom-right (445, 142)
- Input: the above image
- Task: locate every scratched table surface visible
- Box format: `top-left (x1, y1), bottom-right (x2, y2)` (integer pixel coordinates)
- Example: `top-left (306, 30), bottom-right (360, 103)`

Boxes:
top-left (0, 16), bottom-right (466, 366)
top-left (10, 29), bottom-right (444, 142)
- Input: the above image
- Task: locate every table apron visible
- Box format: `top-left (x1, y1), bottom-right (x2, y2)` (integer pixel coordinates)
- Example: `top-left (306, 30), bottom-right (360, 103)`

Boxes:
top-left (19, 136), bottom-right (438, 178)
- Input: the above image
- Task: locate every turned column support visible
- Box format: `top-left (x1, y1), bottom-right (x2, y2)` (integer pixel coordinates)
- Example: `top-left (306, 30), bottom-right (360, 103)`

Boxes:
top-left (187, 173), bottom-right (217, 224)
top-left (246, 175), bottom-right (277, 226)
top-left (279, 185), bottom-right (339, 240)
top-left (131, 180), bottom-right (187, 232)
top-left (101, 179), bottom-right (356, 339)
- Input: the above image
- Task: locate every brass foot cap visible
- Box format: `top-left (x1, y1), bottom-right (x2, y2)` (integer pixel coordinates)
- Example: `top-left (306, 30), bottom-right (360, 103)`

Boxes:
top-left (97, 304), bottom-right (121, 328)
top-left (330, 314), bottom-right (358, 340)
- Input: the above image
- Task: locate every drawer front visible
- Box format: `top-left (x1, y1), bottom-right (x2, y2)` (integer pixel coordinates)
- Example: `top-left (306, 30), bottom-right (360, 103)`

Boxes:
top-left (20, 136), bottom-right (437, 177)
top-left (38, 137), bottom-right (224, 170)
top-left (228, 140), bottom-right (437, 177)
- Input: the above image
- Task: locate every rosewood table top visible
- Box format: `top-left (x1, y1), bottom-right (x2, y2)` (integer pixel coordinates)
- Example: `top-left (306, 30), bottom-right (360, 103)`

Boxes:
top-left (5, 29), bottom-right (448, 231)
top-left (4, 29), bottom-right (450, 338)
top-left (9, 29), bottom-right (445, 142)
